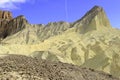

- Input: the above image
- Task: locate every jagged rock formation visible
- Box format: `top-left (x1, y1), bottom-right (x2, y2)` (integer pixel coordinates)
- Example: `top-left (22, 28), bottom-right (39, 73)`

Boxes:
top-left (0, 11), bottom-right (12, 38)
top-left (0, 54), bottom-right (119, 80)
top-left (0, 6), bottom-right (120, 78)
top-left (0, 11), bottom-right (27, 38)
top-left (0, 11), bottom-right (12, 19)
top-left (4, 15), bottom-right (27, 37)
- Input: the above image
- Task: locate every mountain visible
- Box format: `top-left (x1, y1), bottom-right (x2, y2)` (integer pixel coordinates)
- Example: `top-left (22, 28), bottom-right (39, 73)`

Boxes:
top-left (73, 6), bottom-right (111, 33)
top-left (0, 54), bottom-right (119, 80)
top-left (0, 6), bottom-right (120, 78)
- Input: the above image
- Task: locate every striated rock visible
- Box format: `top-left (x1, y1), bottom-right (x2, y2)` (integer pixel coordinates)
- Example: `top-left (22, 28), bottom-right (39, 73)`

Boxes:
top-left (0, 11), bottom-right (28, 38)
top-left (0, 19), bottom-right (9, 28)
top-left (0, 11), bottom-right (12, 19)
top-left (3, 15), bottom-right (28, 37)
top-left (38, 21), bottom-right (70, 41)
top-left (0, 11), bottom-right (12, 29)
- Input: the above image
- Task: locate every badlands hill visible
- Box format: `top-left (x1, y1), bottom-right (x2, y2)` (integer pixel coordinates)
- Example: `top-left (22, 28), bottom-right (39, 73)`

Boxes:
top-left (0, 5), bottom-right (120, 78)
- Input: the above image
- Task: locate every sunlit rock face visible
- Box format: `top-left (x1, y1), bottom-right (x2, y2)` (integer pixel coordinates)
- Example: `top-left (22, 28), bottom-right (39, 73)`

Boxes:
top-left (0, 11), bottom-right (12, 19)
top-left (0, 6), bottom-right (120, 78)
top-left (0, 11), bottom-right (12, 38)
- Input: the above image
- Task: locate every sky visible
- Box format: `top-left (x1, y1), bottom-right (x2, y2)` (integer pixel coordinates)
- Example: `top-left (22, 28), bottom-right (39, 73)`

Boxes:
top-left (0, 0), bottom-right (120, 29)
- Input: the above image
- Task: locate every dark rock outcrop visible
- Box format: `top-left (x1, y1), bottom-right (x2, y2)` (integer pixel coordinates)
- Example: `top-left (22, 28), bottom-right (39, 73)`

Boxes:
top-left (0, 11), bottom-right (28, 39)
top-left (0, 11), bottom-right (12, 29)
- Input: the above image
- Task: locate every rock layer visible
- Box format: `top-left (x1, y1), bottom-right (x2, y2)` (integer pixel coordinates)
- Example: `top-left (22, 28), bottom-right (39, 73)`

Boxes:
top-left (0, 11), bottom-right (12, 19)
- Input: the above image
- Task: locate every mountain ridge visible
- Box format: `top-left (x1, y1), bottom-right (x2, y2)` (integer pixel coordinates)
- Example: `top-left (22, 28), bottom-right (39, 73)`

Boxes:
top-left (5, 6), bottom-right (113, 42)
top-left (0, 5), bottom-right (120, 78)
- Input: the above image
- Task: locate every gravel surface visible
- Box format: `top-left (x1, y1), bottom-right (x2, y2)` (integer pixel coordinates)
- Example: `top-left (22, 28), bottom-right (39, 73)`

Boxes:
top-left (0, 54), bottom-right (119, 80)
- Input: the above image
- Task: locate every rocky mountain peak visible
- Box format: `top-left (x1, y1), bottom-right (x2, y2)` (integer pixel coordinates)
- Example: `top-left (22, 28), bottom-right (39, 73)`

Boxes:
top-left (0, 10), bottom-right (13, 20)
top-left (88, 5), bottom-right (103, 14)
top-left (16, 15), bottom-right (26, 19)
top-left (76, 6), bottom-right (105, 24)
top-left (74, 6), bottom-right (111, 33)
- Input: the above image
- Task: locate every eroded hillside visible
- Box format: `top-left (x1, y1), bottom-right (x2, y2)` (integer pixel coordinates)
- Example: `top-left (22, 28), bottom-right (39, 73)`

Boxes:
top-left (0, 6), bottom-right (120, 78)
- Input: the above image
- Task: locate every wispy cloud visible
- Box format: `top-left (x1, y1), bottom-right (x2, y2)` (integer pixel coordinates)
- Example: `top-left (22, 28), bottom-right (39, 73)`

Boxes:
top-left (0, 0), bottom-right (28, 9)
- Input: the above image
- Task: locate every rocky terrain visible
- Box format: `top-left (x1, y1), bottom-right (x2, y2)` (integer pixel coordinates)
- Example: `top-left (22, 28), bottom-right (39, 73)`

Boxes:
top-left (0, 5), bottom-right (120, 79)
top-left (0, 54), bottom-right (119, 80)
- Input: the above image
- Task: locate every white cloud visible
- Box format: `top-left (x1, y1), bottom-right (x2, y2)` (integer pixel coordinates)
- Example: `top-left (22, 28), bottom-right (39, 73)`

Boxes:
top-left (0, 0), bottom-right (27, 9)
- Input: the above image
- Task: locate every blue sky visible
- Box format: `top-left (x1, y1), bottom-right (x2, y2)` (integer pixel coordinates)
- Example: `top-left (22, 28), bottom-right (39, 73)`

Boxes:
top-left (0, 0), bottom-right (120, 29)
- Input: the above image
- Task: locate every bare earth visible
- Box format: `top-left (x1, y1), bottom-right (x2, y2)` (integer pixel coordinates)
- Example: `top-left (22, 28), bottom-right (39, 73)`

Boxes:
top-left (0, 54), bottom-right (119, 80)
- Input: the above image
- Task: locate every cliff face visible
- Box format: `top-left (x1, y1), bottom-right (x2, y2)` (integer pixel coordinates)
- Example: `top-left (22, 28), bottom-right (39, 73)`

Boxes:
top-left (0, 11), bottom-right (12, 29)
top-left (0, 6), bottom-right (120, 78)
top-left (0, 11), bottom-right (12, 31)
top-left (4, 15), bottom-right (27, 37)
top-left (0, 11), bottom-right (12, 19)
top-left (0, 11), bottom-right (28, 38)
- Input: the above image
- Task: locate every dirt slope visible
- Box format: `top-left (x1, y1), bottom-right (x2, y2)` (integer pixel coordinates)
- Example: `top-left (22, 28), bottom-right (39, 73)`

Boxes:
top-left (0, 54), bottom-right (119, 80)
